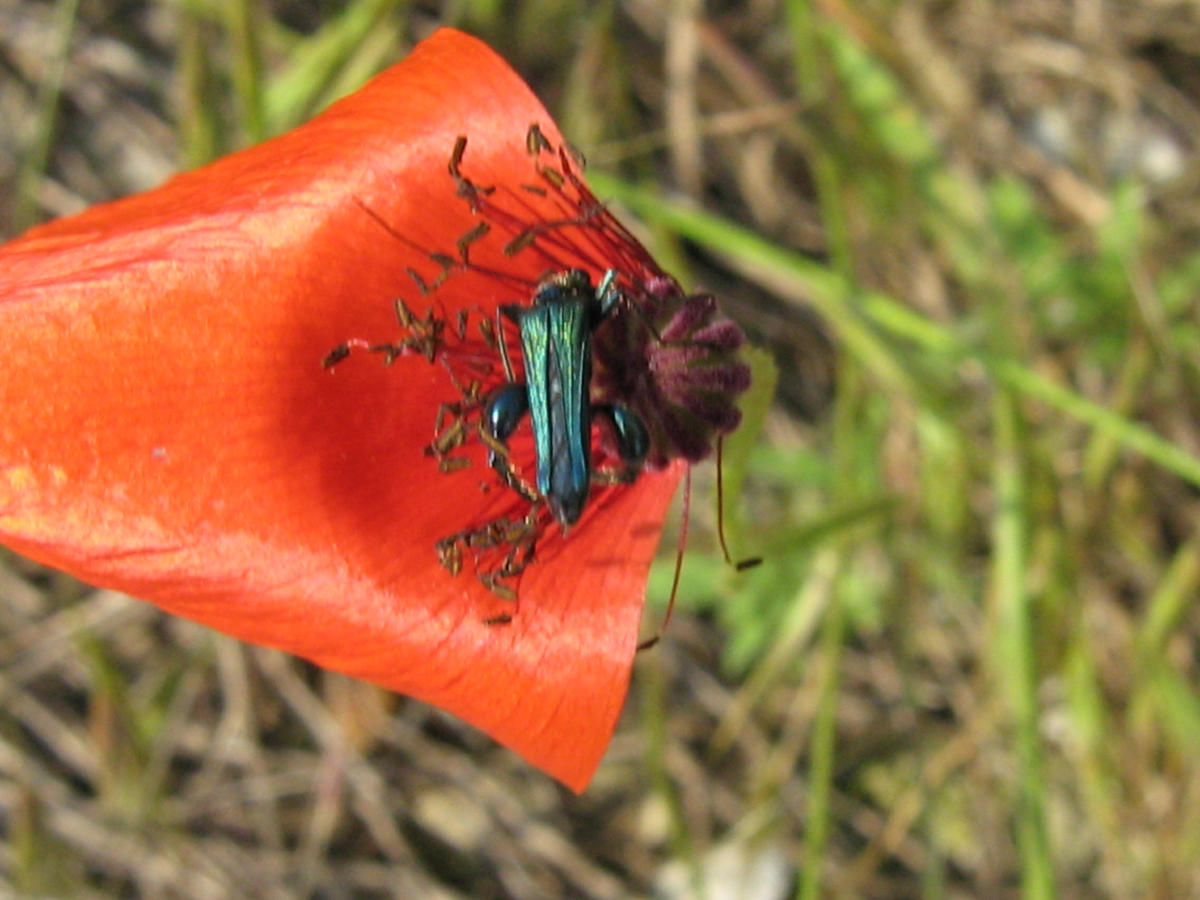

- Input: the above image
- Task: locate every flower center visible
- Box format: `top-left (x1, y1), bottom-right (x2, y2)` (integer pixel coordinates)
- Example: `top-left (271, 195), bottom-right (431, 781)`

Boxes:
top-left (325, 124), bottom-right (752, 613)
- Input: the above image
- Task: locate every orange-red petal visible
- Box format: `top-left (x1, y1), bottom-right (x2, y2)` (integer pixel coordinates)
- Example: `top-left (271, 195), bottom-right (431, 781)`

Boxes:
top-left (0, 28), bottom-right (681, 791)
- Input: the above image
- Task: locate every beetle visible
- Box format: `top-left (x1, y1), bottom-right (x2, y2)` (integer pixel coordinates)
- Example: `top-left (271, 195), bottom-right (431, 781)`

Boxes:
top-left (484, 268), bottom-right (650, 527)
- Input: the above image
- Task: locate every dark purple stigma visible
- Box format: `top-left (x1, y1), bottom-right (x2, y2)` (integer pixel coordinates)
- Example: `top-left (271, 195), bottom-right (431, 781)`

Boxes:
top-left (591, 283), bottom-right (752, 471)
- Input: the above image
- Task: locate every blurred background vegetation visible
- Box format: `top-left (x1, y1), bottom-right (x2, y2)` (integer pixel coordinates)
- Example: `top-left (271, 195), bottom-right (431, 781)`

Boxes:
top-left (4, 1), bottom-right (1200, 897)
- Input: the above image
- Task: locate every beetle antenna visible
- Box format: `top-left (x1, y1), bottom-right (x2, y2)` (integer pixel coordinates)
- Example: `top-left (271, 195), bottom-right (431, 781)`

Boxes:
top-left (716, 434), bottom-right (762, 572)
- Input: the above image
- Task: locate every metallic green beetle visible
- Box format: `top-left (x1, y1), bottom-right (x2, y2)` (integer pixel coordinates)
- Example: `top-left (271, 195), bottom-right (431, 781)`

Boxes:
top-left (485, 268), bottom-right (650, 526)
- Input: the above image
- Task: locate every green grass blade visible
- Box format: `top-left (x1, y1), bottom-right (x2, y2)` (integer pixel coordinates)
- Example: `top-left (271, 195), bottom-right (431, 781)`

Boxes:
top-left (990, 390), bottom-right (1055, 899)
top-left (12, 0), bottom-right (82, 231)
top-left (223, 0), bottom-right (266, 142)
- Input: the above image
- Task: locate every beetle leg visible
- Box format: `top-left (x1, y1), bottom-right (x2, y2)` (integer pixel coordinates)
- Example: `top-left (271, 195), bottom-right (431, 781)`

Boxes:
top-left (480, 385), bottom-right (540, 503)
top-left (593, 403), bottom-right (650, 484)
top-left (594, 268), bottom-right (623, 321)
top-left (496, 305), bottom-right (523, 382)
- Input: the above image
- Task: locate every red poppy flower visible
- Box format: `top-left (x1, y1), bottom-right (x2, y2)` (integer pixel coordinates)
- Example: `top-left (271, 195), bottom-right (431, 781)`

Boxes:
top-left (0, 28), bottom-right (747, 791)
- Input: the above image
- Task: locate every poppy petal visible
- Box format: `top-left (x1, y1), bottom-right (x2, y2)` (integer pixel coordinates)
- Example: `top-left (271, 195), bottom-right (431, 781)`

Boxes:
top-left (0, 28), bottom-right (682, 791)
